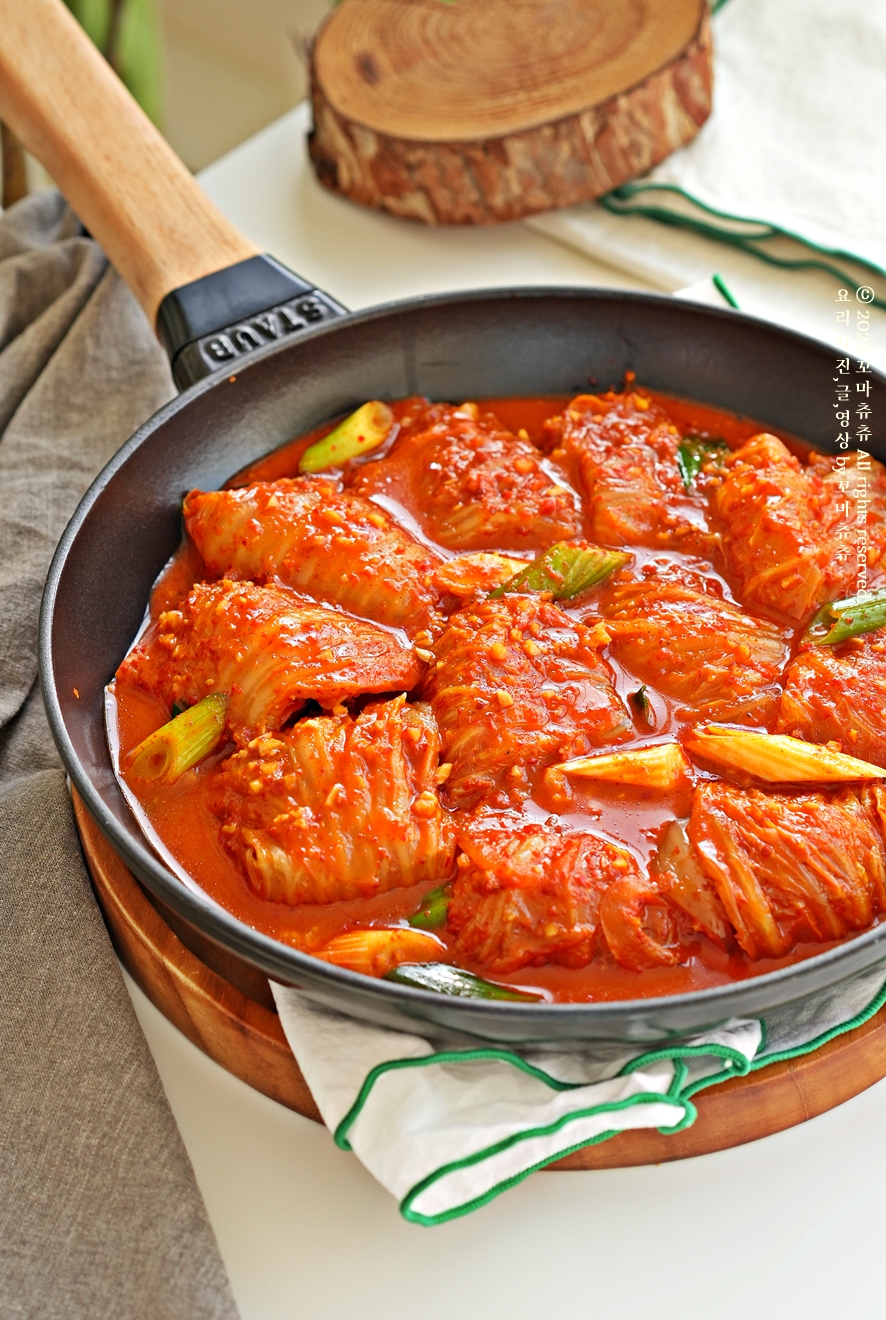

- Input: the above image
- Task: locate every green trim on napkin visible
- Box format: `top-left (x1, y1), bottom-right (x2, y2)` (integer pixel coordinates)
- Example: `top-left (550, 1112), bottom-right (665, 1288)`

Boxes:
top-left (599, 183), bottom-right (886, 311)
top-left (333, 1047), bottom-right (589, 1149)
top-left (750, 976), bottom-right (886, 1070)
top-left (398, 1089), bottom-right (690, 1226)
top-left (333, 979), bottom-right (886, 1227)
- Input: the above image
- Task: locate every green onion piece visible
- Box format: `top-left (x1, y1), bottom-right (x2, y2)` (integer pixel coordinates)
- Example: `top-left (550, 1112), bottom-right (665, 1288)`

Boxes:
top-left (407, 883), bottom-right (452, 930)
top-left (677, 436), bottom-right (729, 489)
top-left (170, 700), bottom-right (187, 718)
top-left (385, 962), bottom-right (544, 1001)
top-left (809, 588), bottom-right (886, 645)
top-left (299, 401), bottom-right (394, 473)
top-left (489, 541), bottom-right (629, 600)
top-left (128, 693), bottom-right (229, 784)
top-left (629, 685), bottom-right (653, 726)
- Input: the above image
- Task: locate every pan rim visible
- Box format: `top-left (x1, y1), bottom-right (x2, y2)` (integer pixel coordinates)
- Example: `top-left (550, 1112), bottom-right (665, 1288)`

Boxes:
top-left (39, 284), bottom-right (886, 1037)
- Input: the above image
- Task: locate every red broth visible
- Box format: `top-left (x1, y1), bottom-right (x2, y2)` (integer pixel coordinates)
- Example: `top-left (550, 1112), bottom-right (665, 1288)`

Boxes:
top-left (111, 392), bottom-right (863, 1002)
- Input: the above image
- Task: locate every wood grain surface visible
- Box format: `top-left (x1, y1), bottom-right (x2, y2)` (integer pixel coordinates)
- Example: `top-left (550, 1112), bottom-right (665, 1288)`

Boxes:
top-left (309, 0), bottom-right (713, 224)
top-left (73, 791), bottom-right (886, 1171)
top-left (0, 0), bottom-right (258, 326)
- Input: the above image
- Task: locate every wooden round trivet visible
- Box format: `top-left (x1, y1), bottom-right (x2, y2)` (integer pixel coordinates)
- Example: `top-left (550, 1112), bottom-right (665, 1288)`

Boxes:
top-left (74, 790), bottom-right (886, 1171)
top-left (308, 0), bottom-right (713, 225)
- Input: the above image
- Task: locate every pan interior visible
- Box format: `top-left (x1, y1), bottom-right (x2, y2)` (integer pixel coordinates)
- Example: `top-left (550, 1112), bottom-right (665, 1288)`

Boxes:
top-left (41, 289), bottom-right (886, 1045)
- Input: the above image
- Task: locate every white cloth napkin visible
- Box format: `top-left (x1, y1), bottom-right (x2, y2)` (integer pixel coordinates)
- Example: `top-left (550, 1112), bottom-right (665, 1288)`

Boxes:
top-left (527, 0), bottom-right (886, 361)
top-left (271, 965), bottom-right (886, 1225)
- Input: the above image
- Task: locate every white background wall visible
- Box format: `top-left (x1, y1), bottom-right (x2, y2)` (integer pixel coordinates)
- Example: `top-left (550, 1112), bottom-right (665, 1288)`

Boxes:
top-left (159, 0), bottom-right (334, 170)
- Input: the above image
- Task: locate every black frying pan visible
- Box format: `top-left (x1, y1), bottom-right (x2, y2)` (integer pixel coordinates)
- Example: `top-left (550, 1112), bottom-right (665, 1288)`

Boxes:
top-left (6, 0), bottom-right (885, 1046)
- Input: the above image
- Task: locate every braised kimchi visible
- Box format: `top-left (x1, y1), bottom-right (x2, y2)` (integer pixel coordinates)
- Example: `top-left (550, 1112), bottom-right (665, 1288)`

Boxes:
top-left (108, 388), bottom-right (886, 1002)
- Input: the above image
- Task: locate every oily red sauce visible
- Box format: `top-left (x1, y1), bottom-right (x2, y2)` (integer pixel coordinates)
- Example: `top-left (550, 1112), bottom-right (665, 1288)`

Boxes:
top-left (111, 393), bottom-right (848, 1003)
top-left (232, 391), bottom-right (804, 489)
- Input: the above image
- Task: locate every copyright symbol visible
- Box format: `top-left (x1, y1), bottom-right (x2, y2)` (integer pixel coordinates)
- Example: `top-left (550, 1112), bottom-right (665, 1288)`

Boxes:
top-left (857, 286), bottom-right (875, 303)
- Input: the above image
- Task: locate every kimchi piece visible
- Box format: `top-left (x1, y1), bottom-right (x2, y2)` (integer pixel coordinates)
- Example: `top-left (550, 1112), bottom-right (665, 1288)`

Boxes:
top-left (350, 402), bottom-right (581, 550)
top-left (713, 434), bottom-right (858, 624)
top-left (210, 697), bottom-right (454, 905)
top-left (118, 579), bottom-right (423, 743)
top-left (596, 870), bottom-right (685, 971)
top-left (183, 477), bottom-right (441, 630)
top-left (776, 629), bottom-right (886, 767)
top-left (655, 819), bottom-right (734, 951)
top-left (449, 818), bottom-right (666, 974)
top-left (602, 574), bottom-right (788, 724)
top-left (542, 390), bottom-right (705, 549)
top-left (425, 594), bottom-right (630, 807)
top-left (430, 551), bottom-right (528, 600)
top-left (688, 781), bottom-right (886, 959)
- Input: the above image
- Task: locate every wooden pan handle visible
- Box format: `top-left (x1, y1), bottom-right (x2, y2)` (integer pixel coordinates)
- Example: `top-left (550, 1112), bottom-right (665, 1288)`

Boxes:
top-left (0, 0), bottom-right (259, 327)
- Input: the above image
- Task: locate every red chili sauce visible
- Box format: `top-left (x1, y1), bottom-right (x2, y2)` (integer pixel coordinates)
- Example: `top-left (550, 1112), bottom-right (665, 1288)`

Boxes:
top-left (111, 389), bottom-right (877, 1002)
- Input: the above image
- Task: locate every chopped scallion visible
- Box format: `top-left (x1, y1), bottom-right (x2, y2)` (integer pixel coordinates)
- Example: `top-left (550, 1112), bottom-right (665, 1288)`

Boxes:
top-left (318, 928), bottom-right (441, 976)
top-left (299, 401), bottom-right (393, 473)
top-left (677, 436), bottom-right (728, 489)
top-left (407, 883), bottom-right (452, 930)
top-left (629, 685), bottom-right (653, 725)
top-left (683, 724), bottom-right (886, 784)
top-left (555, 741), bottom-right (690, 790)
top-left (809, 588), bottom-right (886, 645)
top-left (385, 962), bottom-right (544, 1001)
top-left (128, 693), bottom-right (229, 784)
top-left (489, 541), bottom-right (628, 600)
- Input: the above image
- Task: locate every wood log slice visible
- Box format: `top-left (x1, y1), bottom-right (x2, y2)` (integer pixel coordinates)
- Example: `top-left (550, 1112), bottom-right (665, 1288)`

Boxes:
top-left (308, 0), bottom-right (713, 225)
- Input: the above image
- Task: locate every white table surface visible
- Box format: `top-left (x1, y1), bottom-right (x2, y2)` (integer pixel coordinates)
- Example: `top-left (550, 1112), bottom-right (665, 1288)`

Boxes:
top-left (128, 105), bottom-right (886, 1320)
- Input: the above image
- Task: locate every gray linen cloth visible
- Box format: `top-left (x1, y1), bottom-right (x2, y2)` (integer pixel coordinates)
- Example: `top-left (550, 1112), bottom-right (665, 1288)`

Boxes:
top-left (0, 192), bottom-right (239, 1320)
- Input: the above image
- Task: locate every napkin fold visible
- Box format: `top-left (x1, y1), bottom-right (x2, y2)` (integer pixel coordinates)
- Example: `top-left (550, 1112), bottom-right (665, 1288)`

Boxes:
top-left (528, 0), bottom-right (886, 350)
top-left (0, 192), bottom-right (239, 1319)
top-left (273, 967), bottom-right (886, 1226)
